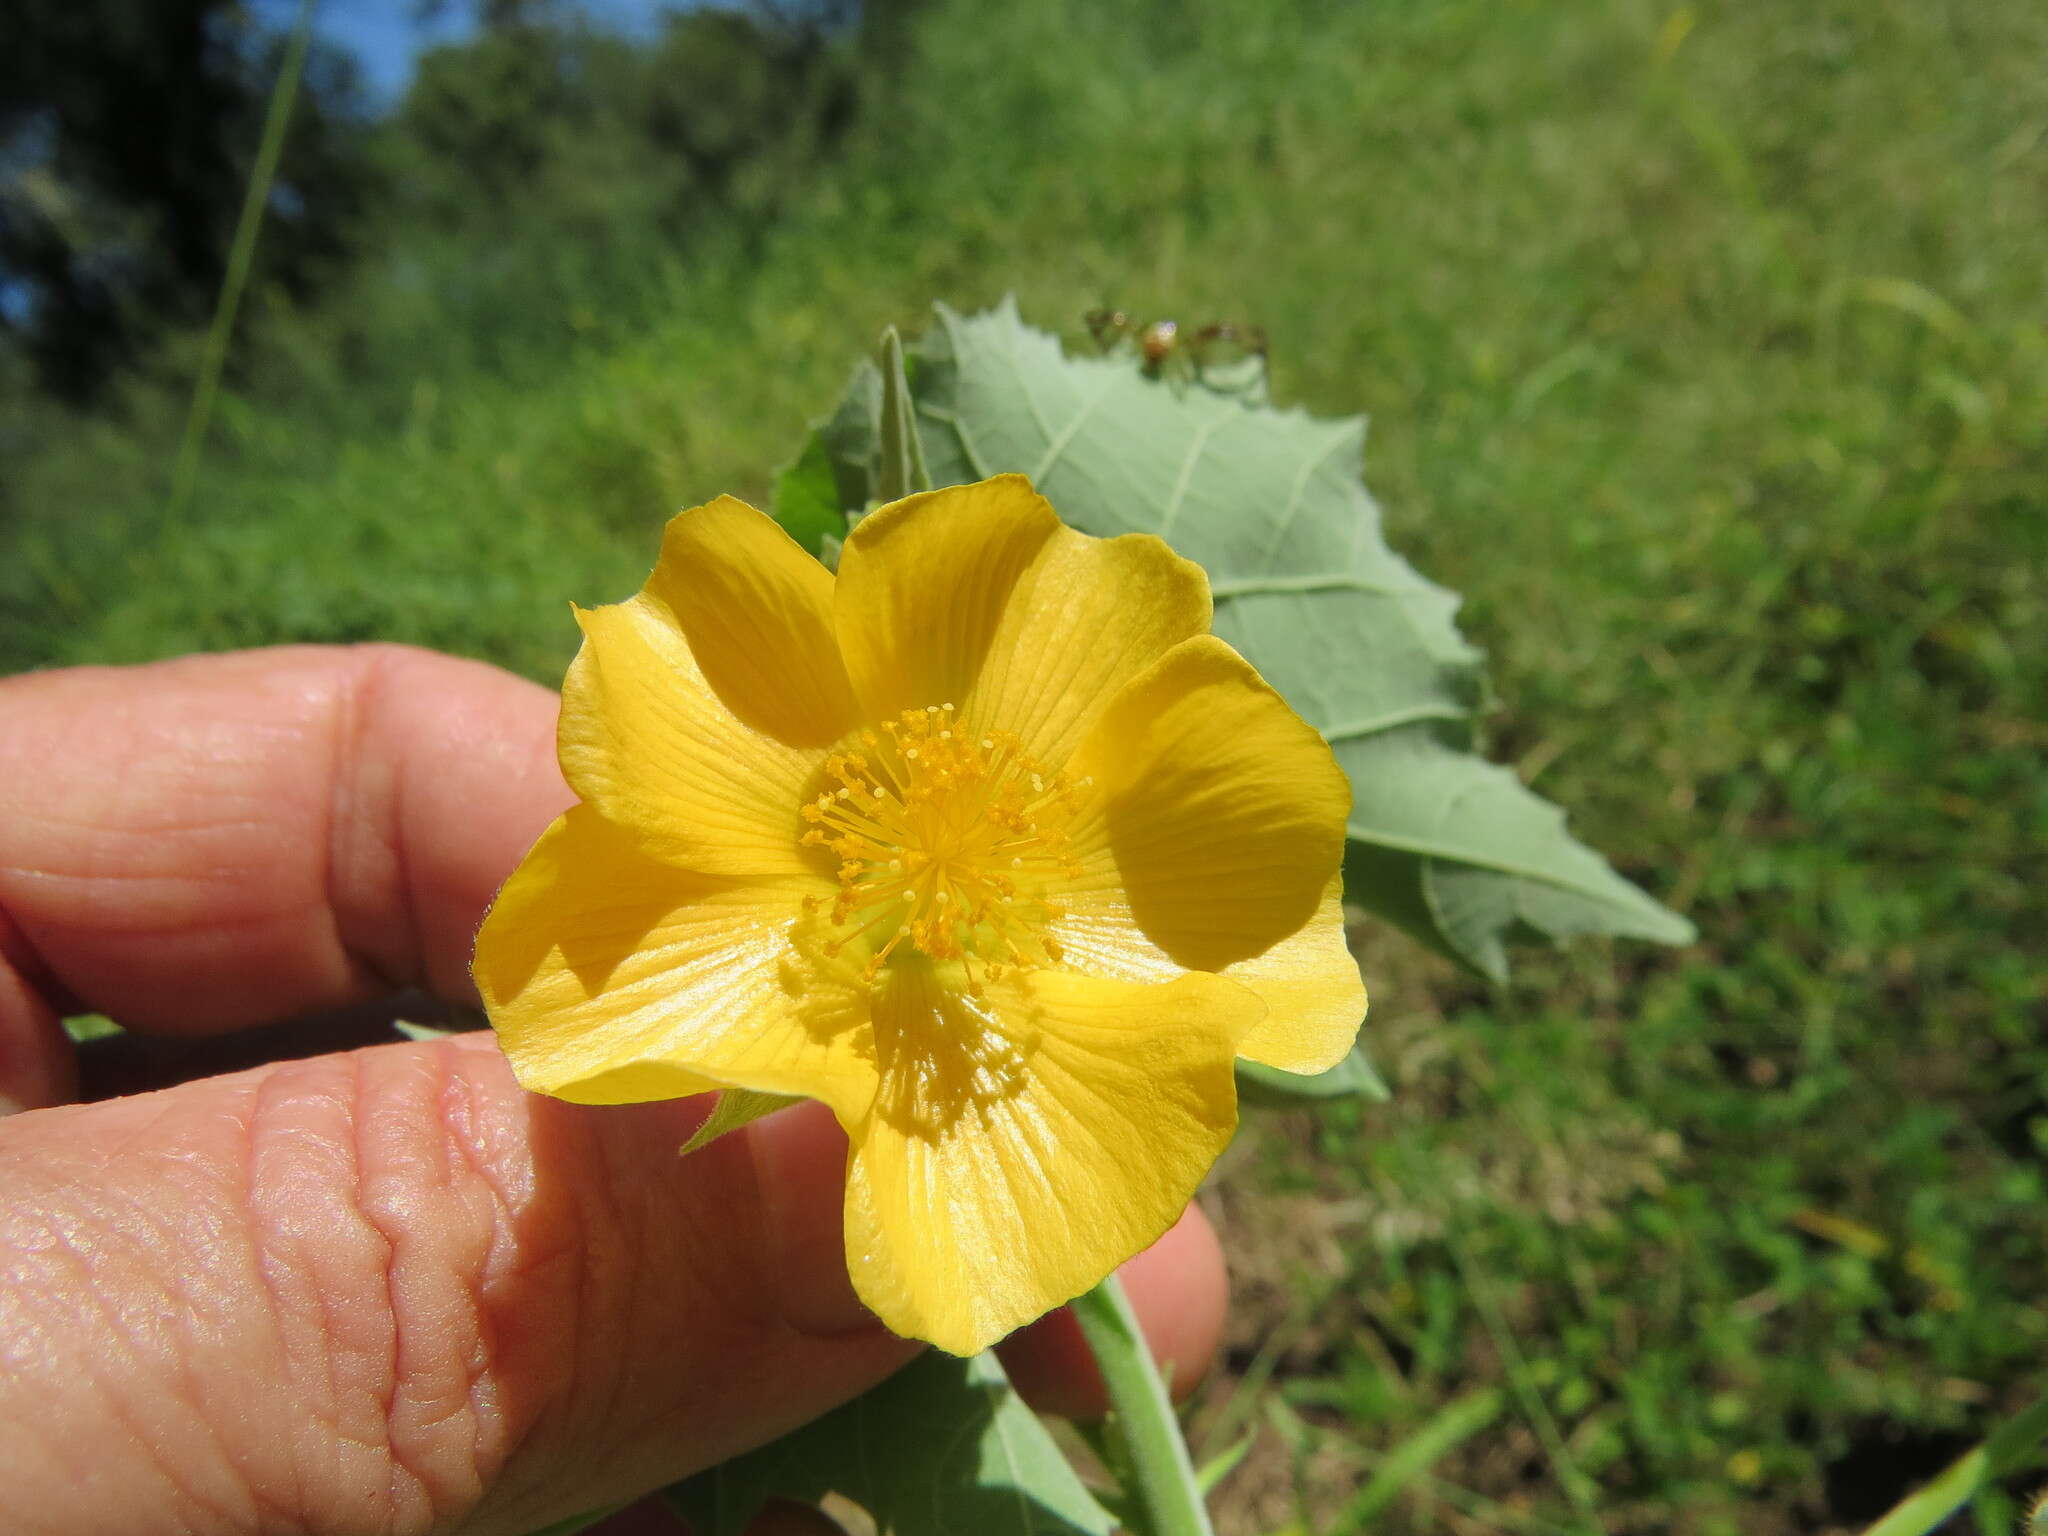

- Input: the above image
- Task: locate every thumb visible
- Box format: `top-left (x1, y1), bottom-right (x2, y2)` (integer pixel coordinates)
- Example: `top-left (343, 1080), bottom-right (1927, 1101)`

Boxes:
top-left (0, 1033), bottom-right (913, 1536)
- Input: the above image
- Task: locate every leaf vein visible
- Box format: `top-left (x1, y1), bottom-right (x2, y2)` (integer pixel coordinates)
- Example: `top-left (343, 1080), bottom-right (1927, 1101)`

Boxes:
top-left (1210, 572), bottom-right (1418, 600)
top-left (1350, 823), bottom-right (1665, 910)
top-left (919, 405), bottom-right (994, 480)
top-left (1259, 423), bottom-right (1358, 572)
top-left (1320, 702), bottom-right (1471, 740)
top-left (1158, 415), bottom-right (1226, 539)
top-left (1030, 374), bottom-right (1119, 485)
top-left (1004, 313), bottom-right (1060, 444)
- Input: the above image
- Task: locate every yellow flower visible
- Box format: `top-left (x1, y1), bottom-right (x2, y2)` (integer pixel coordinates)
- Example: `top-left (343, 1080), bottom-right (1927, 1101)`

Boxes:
top-left (474, 474), bottom-right (1365, 1356)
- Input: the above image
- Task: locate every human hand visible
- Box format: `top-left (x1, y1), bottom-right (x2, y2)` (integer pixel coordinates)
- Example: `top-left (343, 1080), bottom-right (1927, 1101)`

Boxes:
top-left (0, 645), bottom-right (1227, 1536)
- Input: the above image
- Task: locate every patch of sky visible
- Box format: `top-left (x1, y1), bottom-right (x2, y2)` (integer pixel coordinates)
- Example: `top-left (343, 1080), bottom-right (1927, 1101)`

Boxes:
top-left (246, 0), bottom-right (675, 109)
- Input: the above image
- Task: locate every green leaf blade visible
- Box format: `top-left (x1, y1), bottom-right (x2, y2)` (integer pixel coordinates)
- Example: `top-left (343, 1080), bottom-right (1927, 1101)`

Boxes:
top-left (906, 298), bottom-right (1692, 978)
top-left (1236, 1044), bottom-right (1388, 1107)
top-left (1332, 725), bottom-right (1696, 979)
top-left (667, 1352), bottom-right (1117, 1536)
top-left (772, 358), bottom-right (883, 557)
top-left (770, 429), bottom-right (851, 559)
top-left (677, 1089), bottom-right (801, 1157)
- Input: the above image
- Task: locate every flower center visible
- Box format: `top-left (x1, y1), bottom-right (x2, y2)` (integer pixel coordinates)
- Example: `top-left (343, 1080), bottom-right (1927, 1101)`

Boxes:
top-left (800, 703), bottom-right (1087, 992)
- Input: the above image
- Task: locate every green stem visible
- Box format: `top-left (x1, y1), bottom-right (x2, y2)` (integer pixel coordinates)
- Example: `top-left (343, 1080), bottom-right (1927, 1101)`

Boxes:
top-left (165, 0), bottom-right (316, 534)
top-left (1069, 1275), bottom-right (1214, 1536)
top-left (1858, 1387), bottom-right (2048, 1536)
top-left (875, 324), bottom-right (932, 501)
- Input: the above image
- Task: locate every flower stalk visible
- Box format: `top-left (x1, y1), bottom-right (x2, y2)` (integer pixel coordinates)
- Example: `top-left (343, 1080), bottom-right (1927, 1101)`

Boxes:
top-left (1070, 1275), bottom-right (1216, 1536)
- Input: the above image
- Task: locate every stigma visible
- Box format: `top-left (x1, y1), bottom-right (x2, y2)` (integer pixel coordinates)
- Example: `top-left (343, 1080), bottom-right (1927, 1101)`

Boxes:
top-left (799, 703), bottom-right (1088, 993)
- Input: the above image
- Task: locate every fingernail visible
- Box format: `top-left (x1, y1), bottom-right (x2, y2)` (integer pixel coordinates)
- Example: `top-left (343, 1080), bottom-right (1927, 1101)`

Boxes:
top-left (748, 1099), bottom-right (880, 1338)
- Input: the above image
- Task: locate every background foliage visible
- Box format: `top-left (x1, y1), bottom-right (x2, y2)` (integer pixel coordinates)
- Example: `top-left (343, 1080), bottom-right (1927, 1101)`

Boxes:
top-left (4, 1), bottom-right (2045, 1532)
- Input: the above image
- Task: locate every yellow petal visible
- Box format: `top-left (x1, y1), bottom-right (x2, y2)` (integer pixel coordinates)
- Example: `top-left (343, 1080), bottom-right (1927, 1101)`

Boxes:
top-left (559, 497), bottom-right (855, 878)
top-left (974, 528), bottom-right (1212, 766)
top-left (834, 475), bottom-right (1059, 724)
top-left (474, 808), bottom-right (877, 1122)
top-left (841, 964), bottom-right (1257, 1356)
top-left (836, 476), bottom-right (1213, 763)
top-left (1221, 877), bottom-right (1367, 1074)
top-left (1046, 876), bottom-right (1365, 1076)
top-left (650, 496), bottom-right (861, 745)
top-left (1060, 635), bottom-right (1351, 973)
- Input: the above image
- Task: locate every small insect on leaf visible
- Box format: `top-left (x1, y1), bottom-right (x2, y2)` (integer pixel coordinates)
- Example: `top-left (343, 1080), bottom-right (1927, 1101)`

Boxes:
top-left (1084, 306), bottom-right (1269, 393)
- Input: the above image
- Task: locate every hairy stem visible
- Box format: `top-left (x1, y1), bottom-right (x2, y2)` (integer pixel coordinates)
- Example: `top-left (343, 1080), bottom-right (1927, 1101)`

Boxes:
top-left (1070, 1275), bottom-right (1214, 1536)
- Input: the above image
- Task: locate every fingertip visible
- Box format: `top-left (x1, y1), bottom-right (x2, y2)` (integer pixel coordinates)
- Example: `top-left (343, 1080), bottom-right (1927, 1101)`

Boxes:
top-left (0, 645), bottom-right (569, 1037)
top-left (747, 1099), bottom-right (891, 1342)
top-left (997, 1201), bottom-right (1228, 1420)
top-left (0, 910), bottom-right (76, 1113)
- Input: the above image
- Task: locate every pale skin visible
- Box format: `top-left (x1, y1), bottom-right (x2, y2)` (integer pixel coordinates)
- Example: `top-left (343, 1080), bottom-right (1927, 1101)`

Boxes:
top-left (0, 645), bottom-right (1227, 1536)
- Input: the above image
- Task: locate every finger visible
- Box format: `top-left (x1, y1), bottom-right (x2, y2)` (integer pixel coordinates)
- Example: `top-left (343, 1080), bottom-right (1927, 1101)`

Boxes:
top-left (0, 645), bottom-right (569, 1104)
top-left (995, 1201), bottom-right (1228, 1421)
top-left (0, 644), bottom-right (1230, 1461)
top-left (0, 1033), bottom-right (915, 1536)
top-left (753, 1100), bottom-right (1231, 1406)
top-left (0, 904), bottom-right (74, 1113)
top-left (70, 1001), bottom-right (450, 1104)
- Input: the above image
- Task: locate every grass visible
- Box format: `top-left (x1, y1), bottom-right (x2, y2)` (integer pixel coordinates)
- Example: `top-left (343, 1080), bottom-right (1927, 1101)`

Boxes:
top-left (5, 0), bottom-right (2047, 1531)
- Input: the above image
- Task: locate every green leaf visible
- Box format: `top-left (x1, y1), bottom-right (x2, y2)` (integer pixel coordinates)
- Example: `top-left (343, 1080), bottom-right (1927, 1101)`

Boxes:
top-left (62, 1013), bottom-right (124, 1044)
top-left (770, 428), bottom-right (848, 558)
top-left (1193, 1432), bottom-right (1255, 1498)
top-left (894, 298), bottom-right (1693, 980)
top-left (1235, 1044), bottom-right (1388, 1107)
top-left (1333, 1388), bottom-right (1504, 1531)
top-left (771, 358), bottom-right (882, 557)
top-left (667, 1351), bottom-right (1117, 1536)
top-left (677, 1088), bottom-right (801, 1157)
top-left (1857, 1387), bottom-right (2048, 1536)
top-left (392, 1019), bottom-right (456, 1042)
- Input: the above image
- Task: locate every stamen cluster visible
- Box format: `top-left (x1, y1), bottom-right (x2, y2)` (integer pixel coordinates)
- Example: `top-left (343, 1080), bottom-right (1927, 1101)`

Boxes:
top-left (800, 703), bottom-right (1089, 992)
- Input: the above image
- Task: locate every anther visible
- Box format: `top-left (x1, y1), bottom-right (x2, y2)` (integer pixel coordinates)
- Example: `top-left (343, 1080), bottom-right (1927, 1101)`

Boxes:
top-left (802, 699), bottom-right (1083, 985)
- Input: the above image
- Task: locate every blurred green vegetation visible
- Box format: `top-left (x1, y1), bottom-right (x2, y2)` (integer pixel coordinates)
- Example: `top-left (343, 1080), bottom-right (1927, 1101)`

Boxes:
top-left (4, 0), bottom-right (2046, 1531)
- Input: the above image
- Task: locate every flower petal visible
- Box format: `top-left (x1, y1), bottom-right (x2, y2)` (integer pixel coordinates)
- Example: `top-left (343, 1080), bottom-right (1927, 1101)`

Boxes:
top-left (474, 807), bottom-right (877, 1122)
top-left (1045, 876), bottom-right (1365, 1075)
top-left (1219, 877), bottom-right (1366, 1073)
top-left (559, 497), bottom-right (855, 878)
top-left (835, 476), bottom-right (1210, 762)
top-left (841, 964), bottom-right (1257, 1356)
top-left (834, 475), bottom-right (1059, 724)
top-left (1060, 635), bottom-right (1351, 973)
top-left (655, 495), bottom-right (862, 743)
